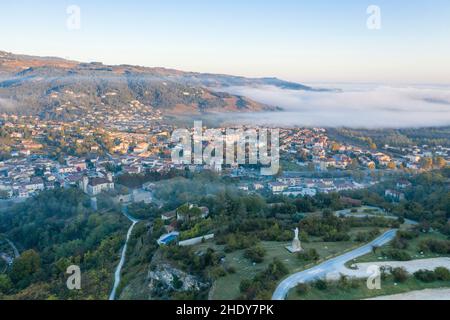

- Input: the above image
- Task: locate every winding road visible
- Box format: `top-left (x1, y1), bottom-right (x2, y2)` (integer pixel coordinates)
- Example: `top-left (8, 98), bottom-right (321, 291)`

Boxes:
top-left (109, 206), bottom-right (140, 301)
top-left (0, 236), bottom-right (20, 266)
top-left (272, 229), bottom-right (398, 300)
top-left (5, 238), bottom-right (20, 258)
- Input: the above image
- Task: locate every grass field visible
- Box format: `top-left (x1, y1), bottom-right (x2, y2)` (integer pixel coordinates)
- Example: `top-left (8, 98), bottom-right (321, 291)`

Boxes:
top-left (288, 276), bottom-right (450, 300)
top-left (284, 229), bottom-right (450, 300)
top-left (199, 238), bottom-right (370, 300)
top-left (350, 230), bottom-right (450, 265)
top-left (336, 206), bottom-right (387, 217)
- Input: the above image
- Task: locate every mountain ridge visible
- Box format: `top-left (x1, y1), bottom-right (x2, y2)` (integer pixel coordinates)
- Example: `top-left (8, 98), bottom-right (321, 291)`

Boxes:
top-left (0, 50), bottom-right (323, 119)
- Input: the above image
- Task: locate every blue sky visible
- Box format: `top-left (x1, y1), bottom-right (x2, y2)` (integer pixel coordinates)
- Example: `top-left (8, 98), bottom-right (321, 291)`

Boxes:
top-left (1, 0), bottom-right (450, 84)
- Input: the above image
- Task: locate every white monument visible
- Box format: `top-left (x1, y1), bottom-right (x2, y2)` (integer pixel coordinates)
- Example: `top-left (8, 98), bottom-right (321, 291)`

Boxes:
top-left (286, 227), bottom-right (303, 253)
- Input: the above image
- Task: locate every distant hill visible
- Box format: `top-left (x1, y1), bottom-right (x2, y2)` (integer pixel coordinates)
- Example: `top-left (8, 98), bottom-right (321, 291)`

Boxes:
top-left (0, 50), bottom-right (323, 118)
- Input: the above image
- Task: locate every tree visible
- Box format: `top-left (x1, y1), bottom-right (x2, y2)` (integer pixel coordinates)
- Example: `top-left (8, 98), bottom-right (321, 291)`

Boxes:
top-left (435, 157), bottom-right (447, 169)
top-left (244, 246), bottom-right (267, 264)
top-left (331, 143), bottom-right (341, 152)
top-left (296, 283), bottom-right (310, 295)
top-left (297, 249), bottom-right (320, 262)
top-left (0, 274), bottom-right (12, 294)
top-left (0, 190), bottom-right (9, 199)
top-left (10, 249), bottom-right (41, 284)
top-left (348, 159), bottom-right (359, 170)
top-left (265, 259), bottom-right (288, 280)
top-left (382, 249), bottom-right (411, 261)
top-left (434, 267), bottom-right (450, 281)
top-left (387, 162), bottom-right (397, 170)
top-left (420, 157), bottom-right (433, 170)
top-left (313, 279), bottom-right (328, 290)
top-left (414, 270), bottom-right (436, 283)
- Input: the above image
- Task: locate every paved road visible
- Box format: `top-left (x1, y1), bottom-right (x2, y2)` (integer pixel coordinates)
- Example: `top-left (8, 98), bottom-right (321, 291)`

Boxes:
top-left (272, 229), bottom-right (398, 300)
top-left (109, 206), bottom-right (140, 301)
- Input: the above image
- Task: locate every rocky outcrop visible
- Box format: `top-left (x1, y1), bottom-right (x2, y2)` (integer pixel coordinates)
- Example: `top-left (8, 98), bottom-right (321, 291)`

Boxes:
top-left (148, 264), bottom-right (208, 293)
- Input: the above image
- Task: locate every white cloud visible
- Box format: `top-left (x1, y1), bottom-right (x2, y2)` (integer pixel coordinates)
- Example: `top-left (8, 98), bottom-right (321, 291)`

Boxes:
top-left (221, 85), bottom-right (450, 128)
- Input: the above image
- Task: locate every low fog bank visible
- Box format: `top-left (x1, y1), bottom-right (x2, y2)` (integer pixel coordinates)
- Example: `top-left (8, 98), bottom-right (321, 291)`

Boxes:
top-left (0, 98), bottom-right (16, 110)
top-left (219, 85), bottom-right (450, 128)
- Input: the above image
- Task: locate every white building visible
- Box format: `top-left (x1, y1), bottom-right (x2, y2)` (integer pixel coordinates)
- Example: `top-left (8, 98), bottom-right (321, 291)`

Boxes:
top-left (269, 182), bottom-right (288, 193)
top-left (80, 176), bottom-right (114, 196)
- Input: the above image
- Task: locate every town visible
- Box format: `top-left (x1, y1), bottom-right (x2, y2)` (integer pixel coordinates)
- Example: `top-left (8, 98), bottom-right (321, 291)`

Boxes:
top-left (1, 113), bottom-right (449, 203)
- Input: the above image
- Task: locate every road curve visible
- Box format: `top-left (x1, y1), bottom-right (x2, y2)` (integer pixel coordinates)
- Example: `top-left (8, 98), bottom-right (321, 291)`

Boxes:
top-left (272, 229), bottom-right (398, 300)
top-left (109, 207), bottom-right (140, 301)
top-left (4, 238), bottom-right (20, 258)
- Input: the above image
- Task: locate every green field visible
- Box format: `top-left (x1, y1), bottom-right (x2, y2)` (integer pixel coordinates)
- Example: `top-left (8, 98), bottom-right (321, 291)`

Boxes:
top-left (198, 239), bottom-right (367, 300)
top-left (336, 206), bottom-right (387, 217)
top-left (350, 230), bottom-right (450, 265)
top-left (286, 229), bottom-right (450, 300)
top-left (288, 276), bottom-right (450, 300)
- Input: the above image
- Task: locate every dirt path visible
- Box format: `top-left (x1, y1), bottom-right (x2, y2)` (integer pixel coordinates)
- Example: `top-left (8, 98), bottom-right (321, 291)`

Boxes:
top-left (367, 288), bottom-right (450, 300)
top-left (328, 257), bottom-right (450, 280)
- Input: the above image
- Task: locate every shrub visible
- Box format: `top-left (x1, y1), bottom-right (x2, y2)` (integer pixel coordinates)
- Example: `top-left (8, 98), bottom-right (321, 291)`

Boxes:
top-left (355, 232), bottom-right (370, 242)
top-left (264, 259), bottom-right (289, 280)
top-left (244, 246), bottom-right (267, 264)
top-left (239, 279), bottom-right (253, 294)
top-left (419, 239), bottom-right (450, 255)
top-left (397, 230), bottom-right (419, 240)
top-left (239, 259), bottom-right (288, 300)
top-left (313, 279), bottom-right (328, 291)
top-left (323, 232), bottom-right (351, 242)
top-left (210, 266), bottom-right (227, 279)
top-left (355, 229), bottom-right (379, 243)
top-left (297, 249), bottom-right (320, 262)
top-left (392, 236), bottom-right (409, 250)
top-left (226, 266), bottom-right (236, 274)
top-left (224, 233), bottom-right (259, 253)
top-left (337, 275), bottom-right (350, 289)
top-left (382, 249), bottom-right (411, 261)
top-left (0, 275), bottom-right (13, 294)
top-left (391, 267), bottom-right (409, 283)
top-left (434, 267), bottom-right (450, 281)
top-left (414, 270), bottom-right (437, 283)
top-left (172, 275), bottom-right (183, 290)
top-left (296, 283), bottom-right (310, 295)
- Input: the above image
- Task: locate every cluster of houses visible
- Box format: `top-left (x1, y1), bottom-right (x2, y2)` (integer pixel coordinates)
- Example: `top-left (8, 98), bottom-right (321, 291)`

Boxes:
top-left (1, 113), bottom-right (449, 206)
top-left (0, 157), bottom-right (55, 199)
top-left (0, 153), bottom-right (153, 201)
top-left (384, 179), bottom-right (413, 202)
top-left (157, 204), bottom-right (211, 246)
top-left (0, 154), bottom-right (115, 200)
top-left (279, 128), bottom-right (450, 171)
top-left (267, 172), bottom-right (366, 196)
